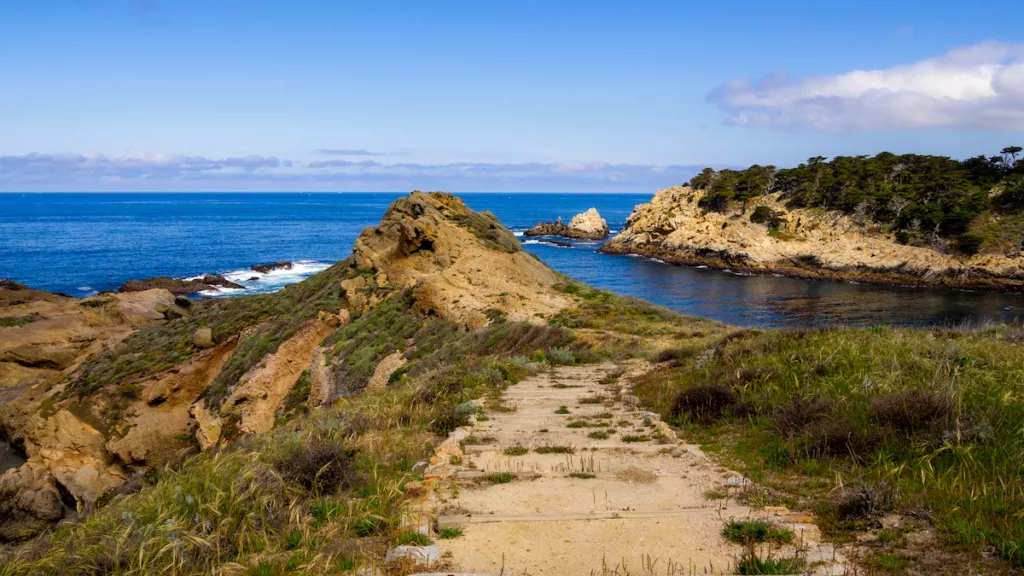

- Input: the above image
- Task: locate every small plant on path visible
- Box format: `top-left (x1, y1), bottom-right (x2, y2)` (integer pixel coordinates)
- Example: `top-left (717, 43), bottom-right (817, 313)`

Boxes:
top-left (438, 527), bottom-right (465, 539)
top-left (723, 519), bottom-right (793, 544)
top-left (483, 472), bottom-right (516, 484)
top-left (535, 444), bottom-right (575, 454)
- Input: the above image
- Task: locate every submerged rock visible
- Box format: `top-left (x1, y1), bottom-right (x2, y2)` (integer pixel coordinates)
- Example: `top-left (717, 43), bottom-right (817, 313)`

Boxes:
top-left (524, 208), bottom-right (609, 240)
top-left (251, 261), bottom-right (293, 274)
top-left (118, 275), bottom-right (244, 296)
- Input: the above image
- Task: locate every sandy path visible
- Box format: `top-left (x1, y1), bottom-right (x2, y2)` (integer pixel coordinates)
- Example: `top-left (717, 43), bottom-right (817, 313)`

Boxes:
top-left (433, 363), bottom-right (756, 575)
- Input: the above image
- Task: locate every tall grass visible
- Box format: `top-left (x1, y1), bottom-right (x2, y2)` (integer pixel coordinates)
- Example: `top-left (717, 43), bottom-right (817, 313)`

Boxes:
top-left (631, 325), bottom-right (1024, 565)
top-left (0, 295), bottom-right (566, 574)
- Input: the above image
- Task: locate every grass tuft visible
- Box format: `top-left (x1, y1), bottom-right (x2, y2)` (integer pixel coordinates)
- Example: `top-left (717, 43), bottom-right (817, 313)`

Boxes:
top-left (438, 526), bottom-right (465, 539)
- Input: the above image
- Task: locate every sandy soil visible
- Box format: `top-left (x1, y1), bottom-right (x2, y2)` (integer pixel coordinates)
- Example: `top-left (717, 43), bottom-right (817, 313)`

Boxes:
top-left (434, 364), bottom-right (757, 575)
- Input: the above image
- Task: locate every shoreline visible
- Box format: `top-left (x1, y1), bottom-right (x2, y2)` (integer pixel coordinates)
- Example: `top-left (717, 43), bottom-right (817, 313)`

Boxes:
top-left (597, 242), bottom-right (1024, 295)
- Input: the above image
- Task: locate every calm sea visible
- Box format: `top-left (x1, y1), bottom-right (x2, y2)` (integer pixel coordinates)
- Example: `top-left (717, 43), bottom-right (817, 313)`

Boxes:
top-left (2, 192), bottom-right (1022, 328)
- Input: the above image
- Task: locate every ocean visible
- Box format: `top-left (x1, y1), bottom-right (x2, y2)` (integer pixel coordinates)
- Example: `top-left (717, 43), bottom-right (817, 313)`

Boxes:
top-left (2, 192), bottom-right (1022, 328)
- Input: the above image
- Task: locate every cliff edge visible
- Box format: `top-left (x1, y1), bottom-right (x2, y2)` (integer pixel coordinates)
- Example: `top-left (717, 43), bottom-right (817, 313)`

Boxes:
top-left (601, 186), bottom-right (1024, 291)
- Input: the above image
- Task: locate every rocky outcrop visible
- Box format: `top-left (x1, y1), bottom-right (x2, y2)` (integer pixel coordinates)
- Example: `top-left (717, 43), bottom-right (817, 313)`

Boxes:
top-left (568, 208), bottom-right (610, 239)
top-left (524, 208), bottom-right (609, 241)
top-left (106, 342), bottom-right (236, 465)
top-left (344, 192), bottom-right (569, 328)
top-left (118, 275), bottom-right (244, 295)
top-left (601, 186), bottom-right (1024, 291)
top-left (251, 262), bottom-right (293, 273)
top-left (366, 351), bottom-right (407, 392)
top-left (0, 285), bottom-right (182, 538)
top-left (0, 191), bottom-right (575, 539)
top-left (220, 320), bottom-right (336, 435)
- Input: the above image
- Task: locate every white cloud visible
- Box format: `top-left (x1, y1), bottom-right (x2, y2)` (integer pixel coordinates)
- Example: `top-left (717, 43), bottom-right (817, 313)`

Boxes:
top-left (710, 40), bottom-right (1024, 131)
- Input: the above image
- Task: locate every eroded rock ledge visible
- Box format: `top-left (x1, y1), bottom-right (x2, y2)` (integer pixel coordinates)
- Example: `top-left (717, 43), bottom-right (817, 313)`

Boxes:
top-left (600, 186), bottom-right (1024, 292)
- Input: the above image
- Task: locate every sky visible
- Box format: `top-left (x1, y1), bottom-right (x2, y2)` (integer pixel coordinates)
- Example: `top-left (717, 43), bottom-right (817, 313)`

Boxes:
top-left (1, 0), bottom-right (1023, 192)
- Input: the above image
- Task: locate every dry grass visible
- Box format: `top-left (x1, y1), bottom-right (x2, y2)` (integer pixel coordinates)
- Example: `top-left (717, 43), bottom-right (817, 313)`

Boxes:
top-left (630, 324), bottom-right (1024, 567)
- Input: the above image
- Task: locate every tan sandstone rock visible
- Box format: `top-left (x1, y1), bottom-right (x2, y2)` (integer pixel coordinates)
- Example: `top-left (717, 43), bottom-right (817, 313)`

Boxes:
top-left (221, 320), bottom-right (335, 435)
top-left (366, 351), bottom-right (407, 392)
top-left (193, 327), bottom-right (215, 348)
top-left (190, 402), bottom-right (223, 451)
top-left (567, 208), bottom-right (610, 238)
top-left (601, 186), bottom-right (1024, 291)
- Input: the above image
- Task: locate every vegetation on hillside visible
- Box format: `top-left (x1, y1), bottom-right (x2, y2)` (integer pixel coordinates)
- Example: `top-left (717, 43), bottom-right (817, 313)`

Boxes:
top-left (0, 293), bottom-right (588, 575)
top-left (632, 323), bottom-right (1024, 568)
top-left (65, 260), bottom-right (352, 402)
top-left (688, 147), bottom-right (1024, 254)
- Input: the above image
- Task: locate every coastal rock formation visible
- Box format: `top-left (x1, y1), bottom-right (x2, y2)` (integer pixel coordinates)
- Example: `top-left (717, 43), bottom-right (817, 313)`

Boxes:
top-left (118, 274), bottom-right (244, 295)
top-left (251, 261), bottom-right (293, 273)
top-left (567, 208), bottom-right (610, 239)
top-left (0, 191), bottom-right (574, 538)
top-left (0, 284), bottom-right (179, 538)
top-left (344, 191), bottom-right (568, 328)
top-left (524, 208), bottom-right (610, 240)
top-left (220, 319), bottom-right (335, 435)
top-left (601, 186), bottom-right (1024, 291)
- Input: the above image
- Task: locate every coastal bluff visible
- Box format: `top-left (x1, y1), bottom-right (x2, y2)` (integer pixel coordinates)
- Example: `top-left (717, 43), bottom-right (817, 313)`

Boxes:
top-left (601, 185), bottom-right (1024, 291)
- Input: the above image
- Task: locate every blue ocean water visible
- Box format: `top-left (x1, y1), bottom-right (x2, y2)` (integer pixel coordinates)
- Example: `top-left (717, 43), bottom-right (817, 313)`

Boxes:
top-left (1, 192), bottom-right (1022, 328)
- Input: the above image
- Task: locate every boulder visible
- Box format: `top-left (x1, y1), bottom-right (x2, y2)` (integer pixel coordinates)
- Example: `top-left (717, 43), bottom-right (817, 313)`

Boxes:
top-left (193, 327), bottom-right (215, 348)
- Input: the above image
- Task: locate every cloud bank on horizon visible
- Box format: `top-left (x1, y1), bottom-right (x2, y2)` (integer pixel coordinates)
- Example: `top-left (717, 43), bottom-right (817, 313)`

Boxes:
top-left (711, 41), bottom-right (1024, 132)
top-left (0, 151), bottom-right (706, 192)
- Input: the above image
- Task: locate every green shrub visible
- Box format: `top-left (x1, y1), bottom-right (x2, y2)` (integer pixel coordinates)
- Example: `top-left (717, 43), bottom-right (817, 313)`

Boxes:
top-left (750, 205), bottom-right (774, 224)
top-left (438, 526), bottom-right (464, 539)
top-left (723, 519), bottom-right (793, 544)
top-left (956, 232), bottom-right (986, 254)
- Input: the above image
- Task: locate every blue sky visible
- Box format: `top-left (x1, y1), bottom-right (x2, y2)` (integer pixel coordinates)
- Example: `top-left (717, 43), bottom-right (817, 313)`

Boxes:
top-left (1, 0), bottom-right (1023, 192)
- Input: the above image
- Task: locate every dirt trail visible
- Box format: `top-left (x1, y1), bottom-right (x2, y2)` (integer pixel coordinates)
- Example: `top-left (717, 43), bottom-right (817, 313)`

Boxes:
top-left (432, 362), bottom-right (845, 575)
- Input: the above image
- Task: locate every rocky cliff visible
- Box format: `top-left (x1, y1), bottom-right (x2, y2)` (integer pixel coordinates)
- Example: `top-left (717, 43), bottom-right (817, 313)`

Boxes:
top-left (0, 191), bottom-right (569, 539)
top-left (601, 186), bottom-right (1024, 291)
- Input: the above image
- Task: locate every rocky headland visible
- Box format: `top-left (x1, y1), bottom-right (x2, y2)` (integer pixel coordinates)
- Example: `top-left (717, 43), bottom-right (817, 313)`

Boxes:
top-left (0, 191), bottom-right (568, 539)
top-left (524, 207), bottom-right (609, 240)
top-left (601, 186), bottom-right (1024, 291)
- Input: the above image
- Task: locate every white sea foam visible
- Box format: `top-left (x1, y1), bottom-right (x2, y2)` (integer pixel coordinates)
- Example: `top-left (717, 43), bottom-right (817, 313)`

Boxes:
top-left (696, 265), bottom-right (708, 269)
top-left (190, 259), bottom-right (333, 297)
top-left (648, 258), bottom-right (666, 264)
top-left (521, 240), bottom-right (571, 249)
